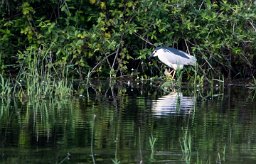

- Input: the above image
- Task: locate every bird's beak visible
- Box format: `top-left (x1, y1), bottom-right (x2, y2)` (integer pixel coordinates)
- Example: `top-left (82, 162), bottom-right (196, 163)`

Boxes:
top-left (148, 52), bottom-right (154, 60)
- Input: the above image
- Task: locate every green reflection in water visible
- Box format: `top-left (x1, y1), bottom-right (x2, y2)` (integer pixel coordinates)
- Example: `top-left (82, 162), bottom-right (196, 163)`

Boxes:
top-left (0, 82), bottom-right (256, 163)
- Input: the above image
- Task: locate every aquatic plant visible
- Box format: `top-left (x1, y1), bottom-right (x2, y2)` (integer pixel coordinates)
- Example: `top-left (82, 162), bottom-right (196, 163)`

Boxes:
top-left (13, 47), bottom-right (73, 99)
top-left (0, 98), bottom-right (11, 121)
top-left (149, 134), bottom-right (157, 160)
top-left (54, 79), bottom-right (73, 99)
top-left (111, 158), bottom-right (120, 164)
top-left (58, 153), bottom-right (71, 164)
top-left (180, 129), bottom-right (192, 163)
top-left (248, 76), bottom-right (256, 89)
top-left (112, 126), bottom-right (120, 164)
top-left (90, 114), bottom-right (96, 164)
top-left (0, 74), bottom-right (12, 97)
top-left (216, 145), bottom-right (226, 163)
top-left (175, 69), bottom-right (183, 88)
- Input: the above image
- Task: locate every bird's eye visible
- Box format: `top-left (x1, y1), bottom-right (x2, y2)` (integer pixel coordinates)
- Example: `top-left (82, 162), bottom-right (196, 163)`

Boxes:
top-left (153, 50), bottom-right (156, 53)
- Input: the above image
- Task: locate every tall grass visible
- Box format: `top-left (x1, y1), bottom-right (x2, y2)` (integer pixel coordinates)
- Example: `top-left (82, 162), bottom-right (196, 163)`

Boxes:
top-left (13, 48), bottom-right (73, 99)
top-left (0, 74), bottom-right (12, 97)
top-left (0, 49), bottom-right (73, 99)
top-left (180, 129), bottom-right (191, 163)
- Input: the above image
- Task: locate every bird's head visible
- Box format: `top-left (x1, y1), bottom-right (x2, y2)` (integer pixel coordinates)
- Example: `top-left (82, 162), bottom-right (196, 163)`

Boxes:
top-left (149, 47), bottom-right (162, 59)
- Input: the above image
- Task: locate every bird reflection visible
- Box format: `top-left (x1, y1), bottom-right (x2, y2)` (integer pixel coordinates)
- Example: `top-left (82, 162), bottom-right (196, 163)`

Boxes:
top-left (151, 91), bottom-right (195, 117)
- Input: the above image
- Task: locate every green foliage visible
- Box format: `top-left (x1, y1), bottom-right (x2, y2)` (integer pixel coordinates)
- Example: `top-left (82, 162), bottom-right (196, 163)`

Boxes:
top-left (0, 0), bottom-right (255, 80)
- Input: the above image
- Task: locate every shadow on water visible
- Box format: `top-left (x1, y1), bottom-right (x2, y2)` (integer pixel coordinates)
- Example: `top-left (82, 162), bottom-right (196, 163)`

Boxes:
top-left (1, 79), bottom-right (256, 163)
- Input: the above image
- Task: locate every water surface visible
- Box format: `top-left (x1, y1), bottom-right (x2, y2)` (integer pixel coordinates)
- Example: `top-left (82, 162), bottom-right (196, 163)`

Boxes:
top-left (1, 82), bottom-right (256, 163)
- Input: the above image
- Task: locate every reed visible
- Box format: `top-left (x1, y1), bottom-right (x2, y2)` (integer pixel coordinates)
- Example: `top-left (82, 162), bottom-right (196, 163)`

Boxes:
top-left (58, 153), bottom-right (71, 164)
top-left (180, 129), bottom-right (191, 163)
top-left (216, 145), bottom-right (226, 163)
top-left (149, 134), bottom-right (157, 160)
top-left (14, 48), bottom-right (73, 99)
top-left (112, 158), bottom-right (120, 164)
top-left (0, 74), bottom-right (12, 97)
top-left (248, 76), bottom-right (256, 89)
top-left (175, 69), bottom-right (183, 88)
top-left (54, 78), bottom-right (73, 99)
top-left (112, 126), bottom-right (120, 164)
top-left (90, 114), bottom-right (96, 164)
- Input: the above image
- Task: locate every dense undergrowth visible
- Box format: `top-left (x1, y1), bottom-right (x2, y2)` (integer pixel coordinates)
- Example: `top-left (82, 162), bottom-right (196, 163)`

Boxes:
top-left (0, 0), bottom-right (256, 97)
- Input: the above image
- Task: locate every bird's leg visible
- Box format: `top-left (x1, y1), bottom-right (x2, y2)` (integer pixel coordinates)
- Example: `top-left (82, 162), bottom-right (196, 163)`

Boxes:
top-left (169, 69), bottom-right (175, 79)
top-left (169, 69), bottom-right (174, 75)
top-left (172, 70), bottom-right (176, 79)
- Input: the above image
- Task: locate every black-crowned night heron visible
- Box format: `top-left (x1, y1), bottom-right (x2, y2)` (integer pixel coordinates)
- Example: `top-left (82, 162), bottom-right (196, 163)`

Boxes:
top-left (150, 47), bottom-right (197, 78)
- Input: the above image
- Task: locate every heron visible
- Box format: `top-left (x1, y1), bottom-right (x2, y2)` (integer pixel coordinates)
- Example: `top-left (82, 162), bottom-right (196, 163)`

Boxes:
top-left (150, 47), bottom-right (197, 78)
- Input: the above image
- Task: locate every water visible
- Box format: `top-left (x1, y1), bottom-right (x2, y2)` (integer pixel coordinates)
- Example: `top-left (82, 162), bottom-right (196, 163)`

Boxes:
top-left (1, 81), bottom-right (256, 163)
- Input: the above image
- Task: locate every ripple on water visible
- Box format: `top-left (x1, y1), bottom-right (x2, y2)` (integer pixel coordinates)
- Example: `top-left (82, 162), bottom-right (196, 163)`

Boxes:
top-left (151, 91), bottom-right (195, 117)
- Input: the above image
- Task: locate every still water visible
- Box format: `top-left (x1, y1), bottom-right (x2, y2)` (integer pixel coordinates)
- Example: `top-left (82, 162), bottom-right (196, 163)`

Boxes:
top-left (1, 81), bottom-right (256, 163)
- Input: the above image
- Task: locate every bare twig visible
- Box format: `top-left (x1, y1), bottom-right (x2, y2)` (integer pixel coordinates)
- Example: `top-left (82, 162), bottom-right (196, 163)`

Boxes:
top-left (184, 39), bottom-right (191, 55)
top-left (134, 32), bottom-right (155, 46)
top-left (111, 37), bottom-right (123, 72)
top-left (249, 21), bottom-right (256, 32)
top-left (199, 1), bottom-right (204, 10)
top-left (87, 52), bottom-right (116, 79)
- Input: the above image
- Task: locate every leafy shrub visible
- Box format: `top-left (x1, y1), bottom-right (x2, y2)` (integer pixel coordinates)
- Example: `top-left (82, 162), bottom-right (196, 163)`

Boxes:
top-left (0, 0), bottom-right (255, 79)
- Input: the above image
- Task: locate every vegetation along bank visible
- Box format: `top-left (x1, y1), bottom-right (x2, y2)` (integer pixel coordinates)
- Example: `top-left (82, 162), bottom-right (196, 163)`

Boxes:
top-left (1, 1), bottom-right (256, 83)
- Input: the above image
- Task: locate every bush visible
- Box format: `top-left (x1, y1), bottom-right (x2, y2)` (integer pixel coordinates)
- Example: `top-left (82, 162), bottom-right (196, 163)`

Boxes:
top-left (0, 0), bottom-right (255, 79)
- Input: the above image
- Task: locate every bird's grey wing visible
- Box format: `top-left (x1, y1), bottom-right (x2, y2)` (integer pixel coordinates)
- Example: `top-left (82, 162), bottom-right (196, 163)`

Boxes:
top-left (162, 49), bottom-right (189, 64)
top-left (164, 48), bottom-right (196, 65)
top-left (164, 48), bottom-right (190, 59)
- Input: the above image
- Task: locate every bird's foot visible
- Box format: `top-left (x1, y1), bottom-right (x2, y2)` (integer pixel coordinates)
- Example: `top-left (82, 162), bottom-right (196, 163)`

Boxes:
top-left (164, 68), bottom-right (175, 80)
